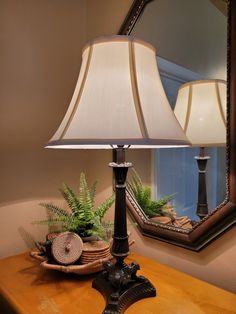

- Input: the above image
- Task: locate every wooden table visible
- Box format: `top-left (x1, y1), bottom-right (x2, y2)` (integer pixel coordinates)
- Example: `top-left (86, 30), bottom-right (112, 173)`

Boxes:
top-left (0, 252), bottom-right (235, 313)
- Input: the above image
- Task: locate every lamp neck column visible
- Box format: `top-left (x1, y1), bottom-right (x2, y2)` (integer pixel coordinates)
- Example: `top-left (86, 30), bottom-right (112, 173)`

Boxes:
top-left (110, 146), bottom-right (132, 265)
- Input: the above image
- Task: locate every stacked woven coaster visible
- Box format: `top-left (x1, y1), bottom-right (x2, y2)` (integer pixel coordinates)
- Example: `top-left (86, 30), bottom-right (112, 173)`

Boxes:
top-left (80, 240), bottom-right (111, 264)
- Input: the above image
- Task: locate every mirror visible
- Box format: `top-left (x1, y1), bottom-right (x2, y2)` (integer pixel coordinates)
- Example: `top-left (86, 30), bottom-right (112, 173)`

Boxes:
top-left (119, 0), bottom-right (236, 250)
top-left (132, 0), bottom-right (226, 225)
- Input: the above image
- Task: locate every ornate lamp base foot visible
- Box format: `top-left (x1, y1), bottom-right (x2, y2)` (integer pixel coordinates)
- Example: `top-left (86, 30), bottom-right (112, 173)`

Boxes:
top-left (92, 261), bottom-right (156, 314)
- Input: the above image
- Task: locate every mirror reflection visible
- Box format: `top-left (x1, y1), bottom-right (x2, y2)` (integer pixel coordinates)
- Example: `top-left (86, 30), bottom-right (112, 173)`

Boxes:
top-left (130, 0), bottom-right (227, 227)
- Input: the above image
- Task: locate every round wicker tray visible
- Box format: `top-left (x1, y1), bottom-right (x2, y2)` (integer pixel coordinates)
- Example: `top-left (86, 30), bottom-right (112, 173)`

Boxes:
top-left (30, 239), bottom-right (135, 275)
top-left (30, 251), bottom-right (113, 275)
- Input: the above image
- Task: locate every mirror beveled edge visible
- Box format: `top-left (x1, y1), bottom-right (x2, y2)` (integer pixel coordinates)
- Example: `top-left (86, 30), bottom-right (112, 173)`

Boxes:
top-left (119, 0), bottom-right (236, 251)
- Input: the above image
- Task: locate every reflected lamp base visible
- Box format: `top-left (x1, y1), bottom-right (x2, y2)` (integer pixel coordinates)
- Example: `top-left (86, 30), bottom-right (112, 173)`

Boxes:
top-left (195, 148), bottom-right (210, 220)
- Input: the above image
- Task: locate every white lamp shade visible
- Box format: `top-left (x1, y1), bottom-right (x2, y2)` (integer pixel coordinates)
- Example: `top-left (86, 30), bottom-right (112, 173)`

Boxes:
top-left (47, 36), bottom-right (190, 149)
top-left (174, 80), bottom-right (226, 147)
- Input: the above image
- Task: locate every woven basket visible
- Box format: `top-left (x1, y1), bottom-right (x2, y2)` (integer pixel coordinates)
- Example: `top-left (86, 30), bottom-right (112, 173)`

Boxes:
top-left (30, 238), bottom-right (135, 275)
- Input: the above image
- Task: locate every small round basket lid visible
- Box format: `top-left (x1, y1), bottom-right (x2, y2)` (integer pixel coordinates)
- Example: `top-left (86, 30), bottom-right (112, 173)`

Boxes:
top-left (51, 232), bottom-right (83, 265)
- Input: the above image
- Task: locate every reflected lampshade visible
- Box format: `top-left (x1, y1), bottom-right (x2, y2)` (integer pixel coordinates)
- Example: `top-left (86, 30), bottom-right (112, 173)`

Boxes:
top-left (174, 79), bottom-right (226, 147)
top-left (46, 36), bottom-right (190, 149)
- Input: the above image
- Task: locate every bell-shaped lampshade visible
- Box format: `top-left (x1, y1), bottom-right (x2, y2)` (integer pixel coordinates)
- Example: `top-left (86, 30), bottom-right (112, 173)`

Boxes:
top-left (46, 36), bottom-right (190, 149)
top-left (174, 79), bottom-right (226, 147)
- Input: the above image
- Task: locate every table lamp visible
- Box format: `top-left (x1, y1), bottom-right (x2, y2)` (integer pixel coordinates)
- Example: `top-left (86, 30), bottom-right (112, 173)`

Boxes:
top-left (174, 79), bottom-right (226, 220)
top-left (46, 36), bottom-right (190, 313)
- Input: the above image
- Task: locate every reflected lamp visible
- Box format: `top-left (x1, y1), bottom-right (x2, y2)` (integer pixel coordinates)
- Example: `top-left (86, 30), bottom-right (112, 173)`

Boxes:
top-left (174, 79), bottom-right (226, 219)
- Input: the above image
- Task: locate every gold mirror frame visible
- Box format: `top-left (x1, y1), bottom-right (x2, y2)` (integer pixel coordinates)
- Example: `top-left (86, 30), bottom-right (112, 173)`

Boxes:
top-left (119, 0), bottom-right (236, 251)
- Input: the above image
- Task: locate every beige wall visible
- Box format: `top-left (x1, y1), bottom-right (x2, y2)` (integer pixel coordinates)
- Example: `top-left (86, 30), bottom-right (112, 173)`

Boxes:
top-left (0, 0), bottom-right (235, 295)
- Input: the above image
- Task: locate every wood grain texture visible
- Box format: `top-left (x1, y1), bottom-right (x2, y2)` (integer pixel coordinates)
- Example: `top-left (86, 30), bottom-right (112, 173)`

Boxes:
top-left (0, 252), bottom-right (235, 314)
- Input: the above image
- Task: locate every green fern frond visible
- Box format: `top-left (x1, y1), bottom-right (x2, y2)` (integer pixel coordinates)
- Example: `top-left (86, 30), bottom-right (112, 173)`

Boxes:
top-left (127, 168), bottom-right (145, 201)
top-left (60, 183), bottom-right (81, 214)
top-left (79, 173), bottom-right (93, 212)
top-left (130, 168), bottom-right (142, 186)
top-left (139, 187), bottom-right (152, 209)
top-left (32, 216), bottom-right (68, 228)
top-left (89, 215), bottom-right (106, 239)
top-left (128, 169), bottom-right (175, 219)
top-left (39, 203), bottom-right (69, 217)
top-left (90, 181), bottom-right (97, 207)
top-left (143, 207), bottom-right (163, 218)
top-left (95, 194), bottom-right (115, 219)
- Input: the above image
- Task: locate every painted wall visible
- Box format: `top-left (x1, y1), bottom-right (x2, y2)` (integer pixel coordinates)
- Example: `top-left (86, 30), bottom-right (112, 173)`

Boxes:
top-left (0, 0), bottom-right (235, 295)
top-left (0, 0), bottom-right (135, 258)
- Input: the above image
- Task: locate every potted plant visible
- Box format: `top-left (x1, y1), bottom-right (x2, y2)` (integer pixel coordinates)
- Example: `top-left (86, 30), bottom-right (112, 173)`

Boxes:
top-left (31, 173), bottom-right (139, 271)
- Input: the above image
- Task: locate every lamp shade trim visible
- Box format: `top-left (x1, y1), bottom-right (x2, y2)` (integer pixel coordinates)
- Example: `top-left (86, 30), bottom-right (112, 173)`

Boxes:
top-left (215, 82), bottom-right (226, 127)
top-left (82, 35), bottom-right (156, 54)
top-left (46, 138), bottom-right (190, 149)
top-left (184, 85), bottom-right (193, 132)
top-left (129, 41), bottom-right (149, 138)
top-left (60, 45), bottom-right (93, 139)
top-left (179, 79), bottom-right (226, 90)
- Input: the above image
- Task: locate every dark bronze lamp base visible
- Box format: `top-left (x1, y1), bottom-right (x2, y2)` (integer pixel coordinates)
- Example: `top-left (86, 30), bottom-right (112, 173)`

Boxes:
top-left (92, 260), bottom-right (156, 314)
top-left (92, 146), bottom-right (156, 313)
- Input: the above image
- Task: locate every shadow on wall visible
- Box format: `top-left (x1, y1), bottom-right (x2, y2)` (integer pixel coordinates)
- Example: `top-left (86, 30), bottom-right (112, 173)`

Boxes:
top-left (0, 199), bottom-right (50, 258)
top-left (0, 186), bottom-right (114, 259)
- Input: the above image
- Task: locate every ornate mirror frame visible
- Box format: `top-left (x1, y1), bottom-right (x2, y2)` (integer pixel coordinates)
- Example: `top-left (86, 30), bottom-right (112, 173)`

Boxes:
top-left (119, 0), bottom-right (236, 251)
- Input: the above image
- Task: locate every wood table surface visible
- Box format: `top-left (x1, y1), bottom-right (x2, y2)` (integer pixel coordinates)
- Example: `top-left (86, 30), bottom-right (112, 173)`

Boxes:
top-left (0, 252), bottom-right (235, 314)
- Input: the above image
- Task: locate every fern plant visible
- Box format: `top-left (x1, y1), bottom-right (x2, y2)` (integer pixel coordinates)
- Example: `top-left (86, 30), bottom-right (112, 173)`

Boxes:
top-left (33, 173), bottom-right (115, 239)
top-left (127, 169), bottom-right (175, 218)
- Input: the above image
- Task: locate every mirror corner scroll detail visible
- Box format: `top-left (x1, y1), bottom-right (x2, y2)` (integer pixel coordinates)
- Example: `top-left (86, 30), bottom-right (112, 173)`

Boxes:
top-left (120, 0), bottom-right (236, 251)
